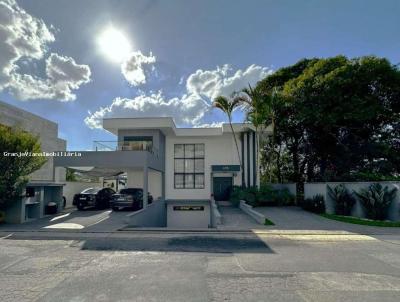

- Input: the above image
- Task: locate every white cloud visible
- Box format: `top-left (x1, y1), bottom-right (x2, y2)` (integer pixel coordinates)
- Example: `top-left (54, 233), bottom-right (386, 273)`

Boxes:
top-left (85, 64), bottom-right (271, 129)
top-left (186, 64), bottom-right (272, 100)
top-left (0, 0), bottom-right (91, 101)
top-left (9, 53), bottom-right (91, 101)
top-left (121, 51), bottom-right (156, 86)
top-left (84, 91), bottom-right (209, 129)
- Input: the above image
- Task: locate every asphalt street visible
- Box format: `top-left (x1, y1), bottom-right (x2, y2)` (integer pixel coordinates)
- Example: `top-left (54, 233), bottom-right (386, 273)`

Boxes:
top-left (1, 231), bottom-right (400, 302)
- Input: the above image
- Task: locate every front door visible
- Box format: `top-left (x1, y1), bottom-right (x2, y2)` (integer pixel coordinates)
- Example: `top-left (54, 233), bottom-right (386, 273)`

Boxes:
top-left (213, 177), bottom-right (233, 201)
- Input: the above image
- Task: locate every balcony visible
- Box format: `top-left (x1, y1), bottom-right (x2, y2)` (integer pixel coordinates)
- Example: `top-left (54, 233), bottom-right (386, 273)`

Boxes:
top-left (93, 141), bottom-right (158, 157)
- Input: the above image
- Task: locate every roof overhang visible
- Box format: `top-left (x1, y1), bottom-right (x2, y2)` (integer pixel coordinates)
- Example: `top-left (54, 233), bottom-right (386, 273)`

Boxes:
top-left (102, 117), bottom-right (265, 137)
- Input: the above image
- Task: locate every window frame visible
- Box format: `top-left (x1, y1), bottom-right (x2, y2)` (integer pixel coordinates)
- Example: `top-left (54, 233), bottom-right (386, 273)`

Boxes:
top-left (174, 143), bottom-right (205, 189)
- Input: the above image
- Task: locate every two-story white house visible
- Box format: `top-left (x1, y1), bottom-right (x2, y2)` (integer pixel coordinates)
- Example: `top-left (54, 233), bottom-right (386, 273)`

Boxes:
top-left (55, 117), bottom-right (266, 228)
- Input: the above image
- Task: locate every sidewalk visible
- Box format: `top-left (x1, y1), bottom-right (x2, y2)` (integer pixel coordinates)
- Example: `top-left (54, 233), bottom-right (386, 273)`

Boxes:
top-left (255, 206), bottom-right (400, 235)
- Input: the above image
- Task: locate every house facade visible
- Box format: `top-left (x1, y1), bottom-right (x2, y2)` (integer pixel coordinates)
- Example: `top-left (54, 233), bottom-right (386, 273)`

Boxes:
top-left (55, 117), bottom-right (266, 228)
top-left (0, 101), bottom-right (66, 223)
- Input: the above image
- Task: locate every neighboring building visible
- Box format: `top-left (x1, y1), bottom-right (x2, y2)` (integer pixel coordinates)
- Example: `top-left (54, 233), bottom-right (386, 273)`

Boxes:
top-left (55, 117), bottom-right (268, 228)
top-left (0, 101), bottom-right (66, 223)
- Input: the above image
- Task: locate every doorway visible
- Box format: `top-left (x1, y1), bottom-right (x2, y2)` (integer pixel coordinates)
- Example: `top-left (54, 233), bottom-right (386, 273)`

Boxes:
top-left (213, 177), bottom-right (233, 201)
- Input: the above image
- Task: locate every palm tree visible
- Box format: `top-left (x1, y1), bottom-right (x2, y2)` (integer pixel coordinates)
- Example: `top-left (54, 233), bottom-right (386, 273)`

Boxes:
top-left (236, 85), bottom-right (266, 186)
top-left (238, 85), bottom-right (280, 182)
top-left (213, 95), bottom-right (244, 185)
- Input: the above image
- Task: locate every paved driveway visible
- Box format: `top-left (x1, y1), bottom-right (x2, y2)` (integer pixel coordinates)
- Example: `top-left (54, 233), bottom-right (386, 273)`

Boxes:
top-left (217, 205), bottom-right (268, 230)
top-left (0, 208), bottom-right (131, 233)
top-left (255, 206), bottom-right (400, 235)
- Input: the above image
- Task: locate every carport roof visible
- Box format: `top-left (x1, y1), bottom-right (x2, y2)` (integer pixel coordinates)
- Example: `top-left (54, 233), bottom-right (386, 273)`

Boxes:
top-left (69, 167), bottom-right (125, 177)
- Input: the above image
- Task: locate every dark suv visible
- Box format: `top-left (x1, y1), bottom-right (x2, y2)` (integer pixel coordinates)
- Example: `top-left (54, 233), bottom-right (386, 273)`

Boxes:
top-left (110, 188), bottom-right (153, 211)
top-left (73, 187), bottom-right (115, 210)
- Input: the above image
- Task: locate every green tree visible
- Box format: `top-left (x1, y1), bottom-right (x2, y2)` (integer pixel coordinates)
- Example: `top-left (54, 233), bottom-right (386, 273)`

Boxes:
top-left (256, 56), bottom-right (400, 184)
top-left (66, 168), bottom-right (78, 181)
top-left (213, 95), bottom-right (244, 185)
top-left (0, 125), bottom-right (46, 209)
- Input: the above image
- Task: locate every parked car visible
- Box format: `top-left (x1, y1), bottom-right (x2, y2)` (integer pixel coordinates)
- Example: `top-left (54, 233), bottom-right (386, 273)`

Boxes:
top-left (73, 187), bottom-right (116, 210)
top-left (110, 188), bottom-right (153, 211)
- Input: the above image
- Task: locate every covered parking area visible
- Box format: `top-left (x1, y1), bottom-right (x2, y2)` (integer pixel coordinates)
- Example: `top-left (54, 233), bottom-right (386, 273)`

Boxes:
top-left (54, 150), bottom-right (165, 209)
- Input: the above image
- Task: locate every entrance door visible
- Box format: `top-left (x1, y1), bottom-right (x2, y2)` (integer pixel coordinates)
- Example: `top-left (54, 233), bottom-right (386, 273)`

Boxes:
top-left (213, 177), bottom-right (233, 201)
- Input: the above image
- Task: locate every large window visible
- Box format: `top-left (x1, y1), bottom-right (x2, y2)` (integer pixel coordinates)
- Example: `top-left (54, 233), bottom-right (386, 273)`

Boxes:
top-left (174, 144), bottom-right (205, 189)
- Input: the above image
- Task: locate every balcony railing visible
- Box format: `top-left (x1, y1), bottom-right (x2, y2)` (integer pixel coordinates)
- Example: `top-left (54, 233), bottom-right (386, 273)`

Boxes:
top-left (93, 141), bottom-right (158, 157)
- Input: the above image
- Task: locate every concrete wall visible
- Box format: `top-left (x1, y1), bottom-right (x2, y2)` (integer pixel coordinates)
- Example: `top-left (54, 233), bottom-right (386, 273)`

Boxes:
top-left (63, 181), bottom-right (102, 208)
top-left (125, 199), bottom-right (166, 227)
top-left (166, 200), bottom-right (211, 228)
top-left (0, 101), bottom-right (66, 182)
top-left (165, 133), bottom-right (243, 200)
top-left (5, 185), bottom-right (63, 223)
top-left (304, 182), bottom-right (400, 221)
top-left (126, 169), bottom-right (162, 199)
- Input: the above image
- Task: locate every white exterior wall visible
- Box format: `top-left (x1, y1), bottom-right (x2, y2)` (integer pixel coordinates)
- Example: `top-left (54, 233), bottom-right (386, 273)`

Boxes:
top-left (165, 133), bottom-right (242, 200)
top-left (249, 132), bottom-right (254, 186)
top-left (167, 201), bottom-right (211, 228)
top-left (0, 101), bottom-right (66, 182)
top-left (126, 169), bottom-right (162, 200)
top-left (304, 182), bottom-right (400, 221)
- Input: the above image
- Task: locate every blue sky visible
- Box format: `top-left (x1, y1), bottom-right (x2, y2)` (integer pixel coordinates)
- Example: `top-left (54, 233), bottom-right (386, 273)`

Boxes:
top-left (1, 0), bottom-right (399, 150)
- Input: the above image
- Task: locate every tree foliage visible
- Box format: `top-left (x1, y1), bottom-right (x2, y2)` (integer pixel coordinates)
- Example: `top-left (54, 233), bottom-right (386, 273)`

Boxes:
top-left (255, 56), bottom-right (400, 183)
top-left (0, 125), bottom-right (46, 209)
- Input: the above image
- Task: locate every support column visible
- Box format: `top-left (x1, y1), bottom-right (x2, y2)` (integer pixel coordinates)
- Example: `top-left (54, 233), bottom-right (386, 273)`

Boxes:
top-left (161, 171), bottom-right (165, 200)
top-left (143, 165), bottom-right (148, 208)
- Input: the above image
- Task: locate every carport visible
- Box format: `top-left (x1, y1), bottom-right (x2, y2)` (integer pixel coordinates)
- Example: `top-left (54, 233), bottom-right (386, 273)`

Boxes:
top-left (54, 150), bottom-right (165, 208)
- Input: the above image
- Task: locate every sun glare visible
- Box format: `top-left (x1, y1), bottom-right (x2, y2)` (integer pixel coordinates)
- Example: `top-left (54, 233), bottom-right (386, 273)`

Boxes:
top-left (98, 27), bottom-right (131, 63)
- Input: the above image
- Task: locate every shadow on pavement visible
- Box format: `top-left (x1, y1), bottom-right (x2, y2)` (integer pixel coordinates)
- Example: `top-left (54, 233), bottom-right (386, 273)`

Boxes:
top-left (79, 235), bottom-right (275, 254)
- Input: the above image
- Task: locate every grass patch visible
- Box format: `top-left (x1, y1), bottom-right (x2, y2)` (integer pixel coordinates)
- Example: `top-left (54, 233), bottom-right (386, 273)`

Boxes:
top-left (320, 213), bottom-right (400, 227)
top-left (264, 218), bottom-right (275, 226)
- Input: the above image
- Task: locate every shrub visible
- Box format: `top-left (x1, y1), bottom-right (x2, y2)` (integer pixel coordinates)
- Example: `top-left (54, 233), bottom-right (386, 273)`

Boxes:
top-left (301, 194), bottom-right (326, 214)
top-left (229, 186), bottom-right (245, 207)
top-left (327, 184), bottom-right (356, 216)
top-left (243, 186), bottom-right (259, 207)
top-left (354, 183), bottom-right (397, 220)
top-left (229, 185), bottom-right (296, 207)
top-left (256, 184), bottom-right (275, 206)
top-left (274, 188), bottom-right (295, 206)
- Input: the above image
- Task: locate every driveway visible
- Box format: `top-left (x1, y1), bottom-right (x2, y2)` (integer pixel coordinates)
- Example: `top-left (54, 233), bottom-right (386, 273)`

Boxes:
top-left (217, 205), bottom-right (268, 230)
top-left (0, 208), bottom-right (131, 233)
top-left (255, 206), bottom-right (400, 235)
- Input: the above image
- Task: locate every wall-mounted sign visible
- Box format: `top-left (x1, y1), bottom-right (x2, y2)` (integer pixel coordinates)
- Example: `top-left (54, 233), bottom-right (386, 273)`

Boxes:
top-left (173, 205), bottom-right (204, 211)
top-left (211, 165), bottom-right (240, 172)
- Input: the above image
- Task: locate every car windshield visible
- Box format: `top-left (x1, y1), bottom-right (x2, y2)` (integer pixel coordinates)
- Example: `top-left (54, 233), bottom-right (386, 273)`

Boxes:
top-left (81, 187), bottom-right (101, 194)
top-left (120, 188), bottom-right (141, 195)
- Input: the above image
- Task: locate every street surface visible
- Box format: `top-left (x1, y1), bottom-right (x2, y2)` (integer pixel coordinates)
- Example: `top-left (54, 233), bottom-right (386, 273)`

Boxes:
top-left (1, 229), bottom-right (400, 302)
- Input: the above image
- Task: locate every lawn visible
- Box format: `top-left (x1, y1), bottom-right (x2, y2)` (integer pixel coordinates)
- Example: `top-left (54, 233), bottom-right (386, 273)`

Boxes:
top-left (320, 213), bottom-right (400, 227)
top-left (264, 218), bottom-right (275, 226)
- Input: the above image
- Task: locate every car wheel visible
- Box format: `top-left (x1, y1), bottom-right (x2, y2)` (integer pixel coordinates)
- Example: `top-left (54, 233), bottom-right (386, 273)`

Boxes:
top-left (77, 201), bottom-right (85, 211)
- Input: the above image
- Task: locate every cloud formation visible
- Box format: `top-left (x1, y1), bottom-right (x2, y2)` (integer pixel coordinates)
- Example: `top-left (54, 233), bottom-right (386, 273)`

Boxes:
top-left (0, 0), bottom-right (91, 101)
top-left (121, 51), bottom-right (156, 86)
top-left (187, 64), bottom-right (271, 99)
top-left (85, 64), bottom-right (271, 129)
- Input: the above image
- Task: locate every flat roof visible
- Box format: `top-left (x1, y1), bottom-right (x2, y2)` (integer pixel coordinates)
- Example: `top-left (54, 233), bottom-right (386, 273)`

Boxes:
top-left (102, 117), bottom-right (261, 136)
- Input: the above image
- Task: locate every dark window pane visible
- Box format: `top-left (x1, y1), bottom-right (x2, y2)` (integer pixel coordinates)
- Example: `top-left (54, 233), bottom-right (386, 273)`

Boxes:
top-left (184, 144), bottom-right (195, 158)
top-left (195, 174), bottom-right (204, 188)
top-left (194, 159), bottom-right (204, 173)
top-left (184, 174), bottom-right (194, 188)
top-left (174, 159), bottom-right (184, 173)
top-left (175, 174), bottom-right (184, 188)
top-left (174, 144), bottom-right (184, 158)
top-left (185, 159), bottom-right (195, 173)
top-left (195, 144), bottom-right (205, 158)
